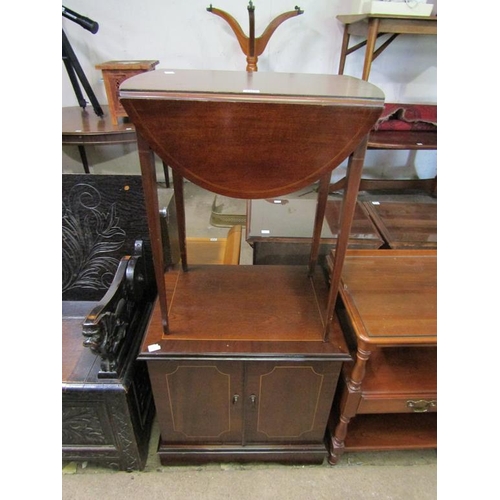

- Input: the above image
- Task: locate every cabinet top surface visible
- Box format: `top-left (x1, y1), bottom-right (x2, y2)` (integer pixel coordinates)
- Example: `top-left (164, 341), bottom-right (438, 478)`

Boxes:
top-left (340, 250), bottom-right (437, 346)
top-left (119, 69), bottom-right (384, 103)
top-left (138, 266), bottom-right (351, 360)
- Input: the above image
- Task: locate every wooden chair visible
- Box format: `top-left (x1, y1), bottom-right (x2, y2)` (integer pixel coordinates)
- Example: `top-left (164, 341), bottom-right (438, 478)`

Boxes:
top-left (116, 70), bottom-right (386, 464)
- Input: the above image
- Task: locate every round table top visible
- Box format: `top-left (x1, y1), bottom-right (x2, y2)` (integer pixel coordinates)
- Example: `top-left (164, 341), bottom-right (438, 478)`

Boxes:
top-left (62, 105), bottom-right (137, 144)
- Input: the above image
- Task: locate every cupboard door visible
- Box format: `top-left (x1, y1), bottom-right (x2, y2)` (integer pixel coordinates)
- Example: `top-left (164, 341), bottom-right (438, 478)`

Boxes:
top-left (148, 360), bottom-right (243, 443)
top-left (244, 361), bottom-right (341, 443)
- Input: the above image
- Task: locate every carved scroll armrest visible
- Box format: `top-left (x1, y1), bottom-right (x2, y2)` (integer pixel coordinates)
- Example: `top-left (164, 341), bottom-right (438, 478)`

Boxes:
top-left (82, 240), bottom-right (148, 377)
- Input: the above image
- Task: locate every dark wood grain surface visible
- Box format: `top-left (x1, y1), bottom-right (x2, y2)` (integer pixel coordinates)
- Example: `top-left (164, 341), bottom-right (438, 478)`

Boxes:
top-left (120, 69), bottom-right (384, 199)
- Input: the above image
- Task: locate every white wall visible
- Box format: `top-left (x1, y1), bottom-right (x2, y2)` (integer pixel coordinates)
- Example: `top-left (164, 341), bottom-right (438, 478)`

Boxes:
top-left (62, 0), bottom-right (437, 179)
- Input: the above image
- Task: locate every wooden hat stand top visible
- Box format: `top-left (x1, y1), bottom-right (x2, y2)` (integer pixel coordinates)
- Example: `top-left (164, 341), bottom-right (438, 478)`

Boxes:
top-left (120, 69), bottom-right (384, 348)
top-left (207, 2), bottom-right (304, 72)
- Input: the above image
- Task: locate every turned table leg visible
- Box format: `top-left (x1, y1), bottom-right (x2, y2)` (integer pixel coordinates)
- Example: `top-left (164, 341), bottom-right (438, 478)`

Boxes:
top-left (328, 343), bottom-right (371, 465)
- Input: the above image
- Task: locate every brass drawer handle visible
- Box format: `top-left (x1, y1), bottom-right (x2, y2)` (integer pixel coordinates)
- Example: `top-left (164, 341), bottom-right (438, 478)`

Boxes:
top-left (406, 399), bottom-right (436, 413)
top-left (232, 394), bottom-right (240, 405)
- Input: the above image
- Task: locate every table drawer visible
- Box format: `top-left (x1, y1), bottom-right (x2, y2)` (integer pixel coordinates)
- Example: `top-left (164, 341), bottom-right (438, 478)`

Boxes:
top-left (358, 394), bottom-right (437, 414)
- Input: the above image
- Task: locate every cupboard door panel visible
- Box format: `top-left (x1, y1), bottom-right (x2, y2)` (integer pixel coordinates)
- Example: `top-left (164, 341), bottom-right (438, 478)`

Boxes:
top-left (148, 361), bottom-right (243, 443)
top-left (245, 362), bottom-right (341, 443)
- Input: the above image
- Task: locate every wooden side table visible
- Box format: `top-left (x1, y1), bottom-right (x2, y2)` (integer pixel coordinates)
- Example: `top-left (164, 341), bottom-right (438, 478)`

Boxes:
top-left (119, 69), bottom-right (385, 464)
top-left (327, 249), bottom-right (437, 464)
top-left (62, 105), bottom-right (136, 173)
top-left (62, 104), bottom-right (169, 185)
top-left (95, 60), bottom-right (159, 125)
top-left (336, 14), bottom-right (437, 81)
top-left (332, 15), bottom-right (437, 194)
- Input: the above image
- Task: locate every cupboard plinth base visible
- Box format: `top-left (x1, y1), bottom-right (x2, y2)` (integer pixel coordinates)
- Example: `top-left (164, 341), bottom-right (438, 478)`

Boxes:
top-left (158, 439), bottom-right (327, 465)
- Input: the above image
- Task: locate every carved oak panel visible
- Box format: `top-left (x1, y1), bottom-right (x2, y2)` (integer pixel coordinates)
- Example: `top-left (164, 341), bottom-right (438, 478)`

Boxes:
top-left (62, 175), bottom-right (150, 301)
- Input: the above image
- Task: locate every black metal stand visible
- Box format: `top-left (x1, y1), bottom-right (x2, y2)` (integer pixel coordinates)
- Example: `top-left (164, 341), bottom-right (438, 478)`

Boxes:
top-left (62, 29), bottom-right (103, 117)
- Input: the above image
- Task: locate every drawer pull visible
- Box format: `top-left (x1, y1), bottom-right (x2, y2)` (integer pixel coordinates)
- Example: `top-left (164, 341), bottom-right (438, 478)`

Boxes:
top-left (406, 399), bottom-right (436, 413)
top-left (232, 394), bottom-right (240, 405)
top-left (250, 394), bottom-right (257, 407)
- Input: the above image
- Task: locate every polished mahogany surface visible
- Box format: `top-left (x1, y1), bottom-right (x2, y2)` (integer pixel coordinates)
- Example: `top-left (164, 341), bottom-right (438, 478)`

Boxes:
top-left (340, 249), bottom-right (437, 345)
top-left (140, 265), bottom-right (352, 358)
top-left (62, 105), bottom-right (136, 145)
top-left (120, 68), bottom-right (385, 100)
top-left (120, 69), bottom-right (384, 199)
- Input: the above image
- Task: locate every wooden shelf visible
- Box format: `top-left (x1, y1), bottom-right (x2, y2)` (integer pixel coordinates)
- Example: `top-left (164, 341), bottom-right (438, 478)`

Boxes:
top-left (368, 130), bottom-right (436, 150)
top-left (139, 266), bottom-right (351, 352)
top-left (343, 346), bottom-right (437, 399)
top-left (329, 129), bottom-right (437, 193)
top-left (343, 413), bottom-right (437, 451)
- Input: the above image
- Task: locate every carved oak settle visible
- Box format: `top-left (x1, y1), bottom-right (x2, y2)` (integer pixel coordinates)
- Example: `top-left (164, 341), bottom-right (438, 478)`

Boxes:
top-left (62, 175), bottom-right (157, 470)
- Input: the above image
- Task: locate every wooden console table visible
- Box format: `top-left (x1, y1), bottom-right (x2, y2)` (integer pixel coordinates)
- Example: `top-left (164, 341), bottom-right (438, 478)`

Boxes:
top-left (327, 250), bottom-right (437, 464)
top-left (119, 69), bottom-right (385, 464)
top-left (337, 14), bottom-right (437, 80)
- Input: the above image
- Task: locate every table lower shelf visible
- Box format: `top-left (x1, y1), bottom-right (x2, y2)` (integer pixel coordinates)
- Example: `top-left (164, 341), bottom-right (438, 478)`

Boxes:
top-left (340, 413), bottom-right (437, 452)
